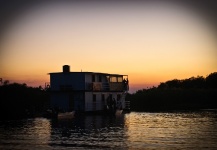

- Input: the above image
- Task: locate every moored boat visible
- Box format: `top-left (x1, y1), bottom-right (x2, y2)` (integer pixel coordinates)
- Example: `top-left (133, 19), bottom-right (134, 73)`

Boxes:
top-left (47, 65), bottom-right (130, 116)
top-left (58, 111), bottom-right (75, 119)
top-left (115, 109), bottom-right (123, 116)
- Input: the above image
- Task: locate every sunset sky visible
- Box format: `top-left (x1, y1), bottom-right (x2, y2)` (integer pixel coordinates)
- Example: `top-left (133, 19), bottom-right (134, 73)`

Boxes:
top-left (0, 0), bottom-right (216, 93)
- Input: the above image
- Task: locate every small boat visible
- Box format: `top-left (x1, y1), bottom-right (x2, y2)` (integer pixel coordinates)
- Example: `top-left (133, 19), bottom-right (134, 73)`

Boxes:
top-left (58, 111), bottom-right (75, 119)
top-left (115, 109), bottom-right (123, 116)
top-left (103, 107), bottom-right (123, 116)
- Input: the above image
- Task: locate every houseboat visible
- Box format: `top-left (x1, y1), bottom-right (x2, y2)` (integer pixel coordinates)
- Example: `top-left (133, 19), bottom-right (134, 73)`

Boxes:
top-left (47, 65), bottom-right (130, 117)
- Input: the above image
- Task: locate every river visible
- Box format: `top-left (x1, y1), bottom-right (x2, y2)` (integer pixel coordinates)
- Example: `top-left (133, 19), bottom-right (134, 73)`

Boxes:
top-left (1, 110), bottom-right (217, 149)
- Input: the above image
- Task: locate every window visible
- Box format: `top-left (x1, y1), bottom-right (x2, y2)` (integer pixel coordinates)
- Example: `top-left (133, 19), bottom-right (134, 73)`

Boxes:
top-left (92, 74), bottom-right (95, 82)
top-left (109, 94), bottom-right (112, 100)
top-left (93, 94), bottom-right (96, 102)
top-left (99, 75), bottom-right (102, 82)
top-left (118, 77), bottom-right (123, 82)
top-left (110, 77), bottom-right (117, 82)
top-left (117, 94), bottom-right (121, 100)
top-left (101, 94), bottom-right (105, 102)
top-left (106, 76), bottom-right (109, 82)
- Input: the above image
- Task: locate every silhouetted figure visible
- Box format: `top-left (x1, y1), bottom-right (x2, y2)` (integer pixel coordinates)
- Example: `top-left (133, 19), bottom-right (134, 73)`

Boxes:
top-left (126, 78), bottom-right (129, 90)
top-left (123, 78), bottom-right (127, 90)
top-left (117, 99), bottom-right (122, 110)
top-left (108, 98), bottom-right (113, 110)
top-left (123, 78), bottom-right (129, 90)
top-left (106, 98), bottom-right (109, 110)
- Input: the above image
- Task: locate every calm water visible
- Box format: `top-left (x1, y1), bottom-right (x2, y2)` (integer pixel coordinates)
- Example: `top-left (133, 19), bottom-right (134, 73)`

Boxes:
top-left (1, 110), bottom-right (217, 149)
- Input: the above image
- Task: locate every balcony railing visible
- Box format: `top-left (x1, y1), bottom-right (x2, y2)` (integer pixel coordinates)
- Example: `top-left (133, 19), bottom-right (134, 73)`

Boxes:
top-left (85, 82), bottom-right (127, 91)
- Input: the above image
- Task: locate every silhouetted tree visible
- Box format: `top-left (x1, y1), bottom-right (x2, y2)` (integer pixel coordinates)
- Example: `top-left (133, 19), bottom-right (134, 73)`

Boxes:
top-left (206, 72), bottom-right (217, 88)
top-left (128, 72), bottom-right (217, 112)
top-left (3, 80), bottom-right (9, 85)
top-left (0, 82), bottom-right (50, 120)
top-left (165, 79), bottom-right (180, 88)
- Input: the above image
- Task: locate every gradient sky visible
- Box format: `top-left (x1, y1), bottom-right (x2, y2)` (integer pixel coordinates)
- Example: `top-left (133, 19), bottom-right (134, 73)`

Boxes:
top-left (0, 0), bottom-right (217, 93)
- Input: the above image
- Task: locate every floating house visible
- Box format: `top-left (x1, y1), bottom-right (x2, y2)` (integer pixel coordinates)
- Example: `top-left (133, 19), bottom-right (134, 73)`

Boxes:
top-left (48, 65), bottom-right (130, 114)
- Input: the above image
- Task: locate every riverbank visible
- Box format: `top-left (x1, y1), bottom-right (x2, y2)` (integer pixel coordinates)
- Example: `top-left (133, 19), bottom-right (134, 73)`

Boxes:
top-left (127, 88), bottom-right (217, 112)
top-left (127, 72), bottom-right (217, 112)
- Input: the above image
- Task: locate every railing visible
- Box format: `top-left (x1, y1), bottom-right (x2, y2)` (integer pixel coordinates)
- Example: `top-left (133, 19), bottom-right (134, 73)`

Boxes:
top-left (124, 101), bottom-right (130, 110)
top-left (93, 82), bottom-right (102, 91)
top-left (119, 91), bottom-right (130, 110)
top-left (109, 82), bottom-right (124, 91)
top-left (85, 82), bottom-right (127, 91)
top-left (85, 93), bottom-right (129, 111)
top-left (102, 83), bottom-right (110, 90)
top-left (85, 82), bottom-right (103, 91)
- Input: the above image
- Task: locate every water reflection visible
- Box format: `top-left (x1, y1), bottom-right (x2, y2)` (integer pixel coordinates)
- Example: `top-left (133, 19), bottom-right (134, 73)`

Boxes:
top-left (0, 118), bottom-right (51, 150)
top-left (49, 115), bottom-right (127, 149)
top-left (124, 111), bottom-right (217, 149)
top-left (1, 111), bottom-right (217, 149)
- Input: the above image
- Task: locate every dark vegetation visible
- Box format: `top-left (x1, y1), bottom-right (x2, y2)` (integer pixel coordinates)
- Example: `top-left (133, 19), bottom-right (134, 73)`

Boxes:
top-left (0, 81), bottom-right (49, 120)
top-left (127, 72), bottom-right (217, 112)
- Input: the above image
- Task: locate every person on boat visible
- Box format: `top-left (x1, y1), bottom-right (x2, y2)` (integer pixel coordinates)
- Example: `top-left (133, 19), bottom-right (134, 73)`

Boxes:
top-left (126, 78), bottom-right (129, 90)
top-left (107, 98), bottom-right (113, 111)
top-left (106, 97), bottom-right (110, 110)
top-left (123, 78), bottom-right (127, 90)
top-left (117, 99), bottom-right (122, 110)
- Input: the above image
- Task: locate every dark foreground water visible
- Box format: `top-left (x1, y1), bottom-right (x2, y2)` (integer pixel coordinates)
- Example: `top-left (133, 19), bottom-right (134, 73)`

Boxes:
top-left (1, 110), bottom-right (217, 149)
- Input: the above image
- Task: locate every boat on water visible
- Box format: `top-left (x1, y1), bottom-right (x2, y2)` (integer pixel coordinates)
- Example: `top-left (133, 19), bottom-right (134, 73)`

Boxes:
top-left (43, 109), bottom-right (75, 119)
top-left (58, 111), bottom-right (75, 119)
top-left (46, 65), bottom-right (130, 116)
top-left (115, 109), bottom-right (123, 116)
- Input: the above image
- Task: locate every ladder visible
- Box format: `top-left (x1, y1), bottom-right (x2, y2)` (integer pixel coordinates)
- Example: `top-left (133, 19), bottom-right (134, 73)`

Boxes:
top-left (119, 91), bottom-right (130, 110)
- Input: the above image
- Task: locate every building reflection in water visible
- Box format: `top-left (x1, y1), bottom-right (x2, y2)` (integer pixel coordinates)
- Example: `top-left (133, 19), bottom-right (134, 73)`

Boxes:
top-left (1, 111), bottom-right (217, 149)
top-left (49, 114), bottom-right (128, 149)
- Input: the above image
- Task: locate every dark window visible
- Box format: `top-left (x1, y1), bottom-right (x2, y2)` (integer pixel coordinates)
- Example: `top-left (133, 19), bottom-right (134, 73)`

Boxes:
top-left (93, 94), bottom-right (96, 102)
top-left (117, 94), bottom-right (121, 100)
top-left (99, 75), bottom-right (102, 82)
top-left (101, 94), bottom-right (105, 101)
top-left (109, 94), bottom-right (112, 100)
top-left (92, 75), bottom-right (95, 82)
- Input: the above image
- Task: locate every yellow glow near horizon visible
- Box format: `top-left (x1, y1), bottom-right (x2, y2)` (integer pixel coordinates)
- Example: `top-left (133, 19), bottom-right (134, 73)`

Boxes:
top-left (0, 1), bottom-right (216, 93)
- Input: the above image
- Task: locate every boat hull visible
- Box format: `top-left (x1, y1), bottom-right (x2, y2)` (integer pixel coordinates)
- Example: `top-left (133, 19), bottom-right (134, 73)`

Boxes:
top-left (58, 111), bottom-right (75, 119)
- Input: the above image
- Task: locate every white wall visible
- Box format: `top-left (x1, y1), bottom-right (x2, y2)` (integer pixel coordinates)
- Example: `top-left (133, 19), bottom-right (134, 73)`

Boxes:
top-left (84, 92), bottom-right (124, 111)
top-left (85, 92), bottom-right (107, 111)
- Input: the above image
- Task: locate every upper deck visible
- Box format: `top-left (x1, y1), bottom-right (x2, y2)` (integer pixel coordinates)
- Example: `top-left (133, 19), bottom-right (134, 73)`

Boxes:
top-left (48, 65), bottom-right (129, 92)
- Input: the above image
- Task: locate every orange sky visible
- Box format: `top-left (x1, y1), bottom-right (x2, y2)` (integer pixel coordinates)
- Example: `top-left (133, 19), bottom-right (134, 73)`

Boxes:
top-left (0, 1), bottom-right (217, 93)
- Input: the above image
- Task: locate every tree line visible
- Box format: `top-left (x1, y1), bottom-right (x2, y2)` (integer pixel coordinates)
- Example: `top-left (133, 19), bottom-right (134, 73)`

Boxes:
top-left (127, 72), bottom-right (217, 112)
top-left (0, 81), bottom-right (49, 120)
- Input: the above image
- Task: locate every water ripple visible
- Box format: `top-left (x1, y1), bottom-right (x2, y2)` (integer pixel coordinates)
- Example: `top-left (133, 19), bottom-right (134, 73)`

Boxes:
top-left (1, 110), bottom-right (217, 149)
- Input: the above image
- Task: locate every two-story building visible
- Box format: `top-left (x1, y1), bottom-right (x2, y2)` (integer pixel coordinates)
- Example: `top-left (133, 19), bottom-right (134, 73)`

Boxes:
top-left (48, 65), bottom-right (130, 114)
